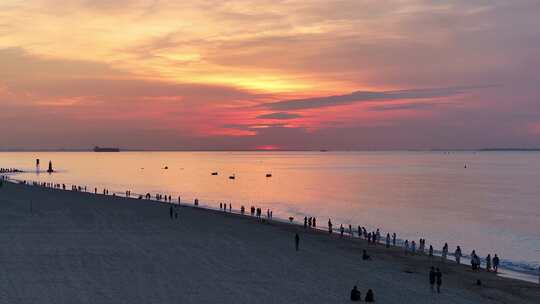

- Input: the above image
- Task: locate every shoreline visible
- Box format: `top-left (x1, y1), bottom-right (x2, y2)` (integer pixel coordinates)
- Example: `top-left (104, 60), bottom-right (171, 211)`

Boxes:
top-left (1, 178), bottom-right (539, 303)
top-left (0, 175), bottom-right (540, 284)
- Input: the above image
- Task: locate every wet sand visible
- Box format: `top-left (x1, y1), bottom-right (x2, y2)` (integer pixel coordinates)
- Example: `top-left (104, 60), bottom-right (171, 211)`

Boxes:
top-left (0, 181), bottom-right (539, 303)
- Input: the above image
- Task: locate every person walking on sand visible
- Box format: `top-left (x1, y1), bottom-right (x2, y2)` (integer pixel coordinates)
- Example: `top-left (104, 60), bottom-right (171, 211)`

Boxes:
top-left (328, 219), bottom-right (333, 234)
top-left (392, 233), bottom-right (396, 246)
top-left (435, 268), bottom-right (442, 293)
top-left (486, 254), bottom-right (492, 272)
top-left (429, 267), bottom-right (436, 292)
top-left (169, 206), bottom-right (173, 219)
top-left (295, 233), bottom-right (300, 251)
top-left (429, 245), bottom-right (434, 257)
top-left (340, 224), bottom-right (345, 237)
top-left (411, 240), bottom-right (416, 254)
top-left (386, 233), bottom-right (390, 248)
top-left (455, 246), bottom-right (462, 264)
top-left (492, 254), bottom-right (500, 273)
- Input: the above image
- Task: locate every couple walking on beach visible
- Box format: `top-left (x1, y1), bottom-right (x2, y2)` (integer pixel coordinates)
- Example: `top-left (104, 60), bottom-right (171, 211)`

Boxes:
top-left (350, 286), bottom-right (374, 302)
top-left (429, 267), bottom-right (443, 293)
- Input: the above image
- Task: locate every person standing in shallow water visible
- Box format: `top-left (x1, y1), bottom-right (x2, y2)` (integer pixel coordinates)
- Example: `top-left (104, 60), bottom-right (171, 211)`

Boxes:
top-left (404, 240), bottom-right (409, 253)
top-left (486, 254), bottom-right (492, 272)
top-left (455, 246), bottom-right (462, 264)
top-left (442, 243), bottom-right (448, 261)
top-left (492, 254), bottom-right (500, 272)
top-left (295, 233), bottom-right (300, 251)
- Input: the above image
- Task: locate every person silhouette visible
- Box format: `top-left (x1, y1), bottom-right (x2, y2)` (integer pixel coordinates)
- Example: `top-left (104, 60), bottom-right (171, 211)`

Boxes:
top-left (362, 249), bottom-right (371, 260)
top-left (429, 267), bottom-right (435, 292)
top-left (328, 219), bottom-right (333, 234)
top-left (454, 246), bottom-right (462, 264)
top-left (492, 254), bottom-right (500, 272)
top-left (295, 233), bottom-right (300, 251)
top-left (365, 289), bottom-right (374, 302)
top-left (435, 268), bottom-right (442, 293)
top-left (350, 286), bottom-right (361, 301)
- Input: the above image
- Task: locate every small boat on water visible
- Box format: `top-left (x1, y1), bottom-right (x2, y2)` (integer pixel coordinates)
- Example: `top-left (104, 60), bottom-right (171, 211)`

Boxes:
top-left (211, 172), bottom-right (218, 175)
top-left (266, 173), bottom-right (272, 177)
top-left (229, 174), bottom-right (236, 180)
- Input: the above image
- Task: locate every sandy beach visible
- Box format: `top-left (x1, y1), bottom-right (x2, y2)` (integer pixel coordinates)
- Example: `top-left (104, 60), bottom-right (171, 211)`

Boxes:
top-left (0, 181), bottom-right (539, 304)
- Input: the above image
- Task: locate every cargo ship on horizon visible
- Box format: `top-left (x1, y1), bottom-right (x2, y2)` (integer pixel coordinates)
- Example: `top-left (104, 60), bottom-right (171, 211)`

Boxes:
top-left (93, 146), bottom-right (120, 152)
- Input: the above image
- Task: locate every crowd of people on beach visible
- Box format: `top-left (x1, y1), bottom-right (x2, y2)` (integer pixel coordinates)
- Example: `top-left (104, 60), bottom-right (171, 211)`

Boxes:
top-left (3, 172), bottom-right (540, 289)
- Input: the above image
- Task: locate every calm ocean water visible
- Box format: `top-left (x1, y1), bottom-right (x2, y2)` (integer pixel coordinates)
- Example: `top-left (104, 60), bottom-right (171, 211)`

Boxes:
top-left (1, 151), bottom-right (539, 281)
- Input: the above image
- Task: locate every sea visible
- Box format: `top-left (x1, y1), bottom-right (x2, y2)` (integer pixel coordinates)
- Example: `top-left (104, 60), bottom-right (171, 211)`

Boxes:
top-left (1, 151), bottom-right (539, 282)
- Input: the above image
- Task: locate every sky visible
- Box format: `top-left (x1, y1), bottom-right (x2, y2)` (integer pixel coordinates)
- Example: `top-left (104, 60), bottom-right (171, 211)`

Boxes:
top-left (1, 0), bottom-right (539, 150)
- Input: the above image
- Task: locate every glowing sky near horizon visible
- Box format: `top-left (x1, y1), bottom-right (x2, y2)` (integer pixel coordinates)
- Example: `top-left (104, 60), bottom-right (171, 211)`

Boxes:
top-left (1, 0), bottom-right (539, 149)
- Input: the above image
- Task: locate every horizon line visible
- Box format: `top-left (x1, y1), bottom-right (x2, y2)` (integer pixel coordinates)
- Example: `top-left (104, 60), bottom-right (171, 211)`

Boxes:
top-left (1, 148), bottom-right (540, 152)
